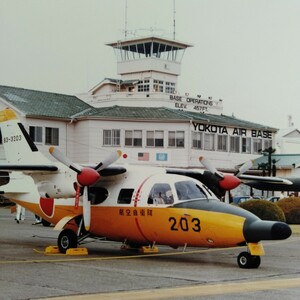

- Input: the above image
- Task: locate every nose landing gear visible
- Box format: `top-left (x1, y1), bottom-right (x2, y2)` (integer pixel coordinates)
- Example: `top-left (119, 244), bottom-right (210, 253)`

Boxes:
top-left (237, 251), bottom-right (261, 268)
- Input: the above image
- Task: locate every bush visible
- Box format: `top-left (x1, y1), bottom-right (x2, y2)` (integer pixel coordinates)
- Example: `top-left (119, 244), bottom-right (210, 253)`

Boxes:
top-left (239, 199), bottom-right (286, 222)
top-left (276, 197), bottom-right (300, 224)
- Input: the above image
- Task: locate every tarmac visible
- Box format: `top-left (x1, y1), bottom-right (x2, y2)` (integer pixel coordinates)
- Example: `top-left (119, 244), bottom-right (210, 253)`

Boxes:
top-left (1, 206), bottom-right (300, 300)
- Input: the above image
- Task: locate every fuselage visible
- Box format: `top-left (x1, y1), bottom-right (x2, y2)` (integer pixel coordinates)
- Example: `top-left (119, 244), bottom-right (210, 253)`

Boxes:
top-left (8, 165), bottom-right (261, 248)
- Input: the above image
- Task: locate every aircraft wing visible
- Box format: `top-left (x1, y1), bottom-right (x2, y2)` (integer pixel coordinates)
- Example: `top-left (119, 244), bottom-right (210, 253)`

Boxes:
top-left (0, 164), bottom-right (58, 172)
top-left (237, 174), bottom-right (292, 185)
top-left (0, 164), bottom-right (126, 175)
top-left (98, 166), bottom-right (127, 176)
top-left (243, 177), bottom-right (300, 191)
top-left (166, 168), bottom-right (294, 197)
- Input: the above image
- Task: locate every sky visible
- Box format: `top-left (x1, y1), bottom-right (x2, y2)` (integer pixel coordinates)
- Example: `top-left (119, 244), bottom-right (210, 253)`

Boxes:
top-left (0, 0), bottom-right (299, 129)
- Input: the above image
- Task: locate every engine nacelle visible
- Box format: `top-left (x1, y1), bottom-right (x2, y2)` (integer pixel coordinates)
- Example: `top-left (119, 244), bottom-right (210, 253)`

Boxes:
top-left (37, 180), bottom-right (76, 199)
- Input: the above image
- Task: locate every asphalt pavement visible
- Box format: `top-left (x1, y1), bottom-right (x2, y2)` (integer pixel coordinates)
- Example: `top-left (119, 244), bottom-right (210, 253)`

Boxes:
top-left (1, 207), bottom-right (300, 300)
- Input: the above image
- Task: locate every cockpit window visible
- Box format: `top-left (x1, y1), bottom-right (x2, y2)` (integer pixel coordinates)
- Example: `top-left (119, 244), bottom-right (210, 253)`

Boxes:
top-left (148, 183), bottom-right (174, 205)
top-left (175, 181), bottom-right (207, 201)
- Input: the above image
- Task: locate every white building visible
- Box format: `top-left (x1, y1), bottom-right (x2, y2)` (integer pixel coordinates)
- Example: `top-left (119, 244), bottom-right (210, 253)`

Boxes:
top-left (0, 35), bottom-right (276, 171)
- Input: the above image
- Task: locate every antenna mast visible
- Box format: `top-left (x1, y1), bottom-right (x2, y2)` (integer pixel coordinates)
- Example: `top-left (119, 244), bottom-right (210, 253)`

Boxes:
top-left (173, 0), bottom-right (176, 40)
top-left (124, 0), bottom-right (128, 39)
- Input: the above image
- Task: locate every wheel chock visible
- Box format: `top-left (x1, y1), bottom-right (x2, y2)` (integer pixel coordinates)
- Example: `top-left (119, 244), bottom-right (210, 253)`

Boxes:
top-left (66, 248), bottom-right (88, 256)
top-left (139, 246), bottom-right (159, 254)
top-left (44, 246), bottom-right (60, 254)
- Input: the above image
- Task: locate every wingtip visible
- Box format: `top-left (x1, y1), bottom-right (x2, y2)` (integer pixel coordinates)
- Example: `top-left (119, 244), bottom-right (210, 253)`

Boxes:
top-left (49, 147), bottom-right (54, 154)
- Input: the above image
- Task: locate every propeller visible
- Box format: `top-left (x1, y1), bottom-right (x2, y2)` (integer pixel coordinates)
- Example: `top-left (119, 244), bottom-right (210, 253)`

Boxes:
top-left (199, 156), bottom-right (223, 179)
top-left (234, 160), bottom-right (253, 176)
top-left (49, 147), bottom-right (122, 231)
top-left (199, 156), bottom-right (242, 203)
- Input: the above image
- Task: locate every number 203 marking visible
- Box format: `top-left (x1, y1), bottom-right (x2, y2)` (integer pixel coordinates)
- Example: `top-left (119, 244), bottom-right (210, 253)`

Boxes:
top-left (169, 217), bottom-right (201, 232)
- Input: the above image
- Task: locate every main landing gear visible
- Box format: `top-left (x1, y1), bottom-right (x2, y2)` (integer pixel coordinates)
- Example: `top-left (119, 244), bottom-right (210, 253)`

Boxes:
top-left (57, 217), bottom-right (90, 253)
top-left (58, 229), bottom-right (78, 253)
top-left (237, 251), bottom-right (261, 269)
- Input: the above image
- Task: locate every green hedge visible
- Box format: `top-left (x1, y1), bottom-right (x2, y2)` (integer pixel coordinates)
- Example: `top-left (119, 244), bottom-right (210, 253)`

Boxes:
top-left (239, 199), bottom-right (286, 222)
top-left (276, 197), bottom-right (300, 224)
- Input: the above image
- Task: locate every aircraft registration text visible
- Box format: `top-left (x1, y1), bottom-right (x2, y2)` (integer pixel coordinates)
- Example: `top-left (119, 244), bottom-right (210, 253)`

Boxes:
top-left (3, 135), bottom-right (22, 143)
top-left (169, 217), bottom-right (201, 232)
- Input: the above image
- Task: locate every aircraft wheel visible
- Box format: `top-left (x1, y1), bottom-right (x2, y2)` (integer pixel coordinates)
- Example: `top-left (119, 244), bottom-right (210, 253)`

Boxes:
top-left (58, 229), bottom-right (78, 253)
top-left (237, 252), bottom-right (261, 269)
top-left (251, 255), bottom-right (261, 268)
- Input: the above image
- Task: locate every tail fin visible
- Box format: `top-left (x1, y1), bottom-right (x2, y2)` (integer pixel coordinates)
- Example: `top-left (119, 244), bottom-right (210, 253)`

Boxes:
top-left (0, 108), bottom-right (53, 166)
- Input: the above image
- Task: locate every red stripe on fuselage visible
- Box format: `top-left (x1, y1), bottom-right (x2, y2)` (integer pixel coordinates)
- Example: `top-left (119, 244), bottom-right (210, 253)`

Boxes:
top-left (133, 176), bottom-right (151, 242)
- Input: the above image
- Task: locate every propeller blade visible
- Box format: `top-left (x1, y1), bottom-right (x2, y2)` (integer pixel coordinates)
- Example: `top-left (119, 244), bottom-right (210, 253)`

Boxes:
top-left (199, 156), bottom-right (224, 178)
top-left (94, 150), bottom-right (122, 172)
top-left (235, 160), bottom-right (253, 176)
top-left (82, 186), bottom-right (91, 231)
top-left (49, 147), bottom-right (82, 174)
top-left (224, 191), bottom-right (230, 204)
top-left (74, 184), bottom-right (81, 209)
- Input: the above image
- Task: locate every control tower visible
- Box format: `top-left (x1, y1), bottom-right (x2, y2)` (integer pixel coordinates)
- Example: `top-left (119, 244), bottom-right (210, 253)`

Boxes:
top-left (107, 36), bottom-right (191, 92)
top-left (78, 35), bottom-right (223, 115)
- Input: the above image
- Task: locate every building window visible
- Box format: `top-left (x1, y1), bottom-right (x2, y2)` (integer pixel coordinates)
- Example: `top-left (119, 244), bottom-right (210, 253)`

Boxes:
top-left (253, 138), bottom-right (262, 154)
top-left (45, 127), bottom-right (59, 145)
top-left (230, 136), bottom-right (240, 153)
top-left (146, 130), bottom-right (164, 147)
top-left (204, 133), bottom-right (215, 151)
top-left (125, 130), bottom-right (142, 147)
top-left (137, 80), bottom-right (150, 92)
top-left (153, 80), bottom-right (164, 92)
top-left (264, 139), bottom-right (272, 150)
top-left (168, 131), bottom-right (184, 148)
top-left (165, 82), bottom-right (175, 93)
top-left (192, 132), bottom-right (202, 149)
top-left (103, 129), bottom-right (120, 146)
top-left (29, 126), bottom-right (43, 143)
top-left (242, 137), bottom-right (251, 153)
top-left (217, 135), bottom-right (228, 152)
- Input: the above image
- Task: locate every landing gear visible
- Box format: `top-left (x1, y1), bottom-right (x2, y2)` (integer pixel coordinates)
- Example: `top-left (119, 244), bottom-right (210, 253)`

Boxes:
top-left (237, 251), bottom-right (261, 269)
top-left (58, 229), bottom-right (78, 253)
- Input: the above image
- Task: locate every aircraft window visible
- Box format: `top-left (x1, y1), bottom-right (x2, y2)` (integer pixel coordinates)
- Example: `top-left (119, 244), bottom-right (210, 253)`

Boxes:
top-left (175, 181), bottom-right (207, 201)
top-left (88, 187), bottom-right (108, 205)
top-left (148, 183), bottom-right (174, 205)
top-left (118, 189), bottom-right (134, 204)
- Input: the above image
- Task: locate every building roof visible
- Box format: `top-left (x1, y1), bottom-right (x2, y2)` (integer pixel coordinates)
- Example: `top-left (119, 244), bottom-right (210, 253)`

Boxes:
top-left (0, 85), bottom-right (95, 119)
top-left (277, 128), bottom-right (300, 138)
top-left (106, 35), bottom-right (193, 50)
top-left (0, 85), bottom-right (277, 130)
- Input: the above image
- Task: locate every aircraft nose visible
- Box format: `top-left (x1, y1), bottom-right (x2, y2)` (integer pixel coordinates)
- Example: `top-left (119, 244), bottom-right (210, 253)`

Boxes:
top-left (243, 220), bottom-right (292, 242)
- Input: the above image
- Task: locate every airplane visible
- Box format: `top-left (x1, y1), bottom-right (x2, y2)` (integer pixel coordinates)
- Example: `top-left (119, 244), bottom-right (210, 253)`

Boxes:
top-left (0, 108), bottom-right (292, 269)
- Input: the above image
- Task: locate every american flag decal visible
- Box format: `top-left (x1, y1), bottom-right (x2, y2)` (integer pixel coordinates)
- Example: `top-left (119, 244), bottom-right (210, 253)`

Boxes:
top-left (138, 152), bottom-right (149, 161)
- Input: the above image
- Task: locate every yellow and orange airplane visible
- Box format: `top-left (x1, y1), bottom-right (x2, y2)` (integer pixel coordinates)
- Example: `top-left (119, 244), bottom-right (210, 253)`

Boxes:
top-left (0, 108), bottom-right (292, 268)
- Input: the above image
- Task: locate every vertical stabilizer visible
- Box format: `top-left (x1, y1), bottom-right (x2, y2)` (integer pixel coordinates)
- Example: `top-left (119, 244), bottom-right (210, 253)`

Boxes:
top-left (0, 108), bottom-right (52, 165)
